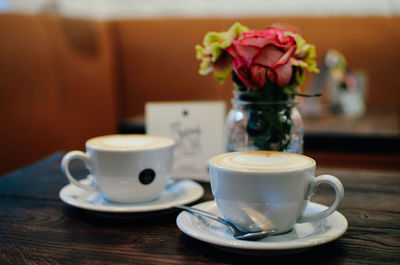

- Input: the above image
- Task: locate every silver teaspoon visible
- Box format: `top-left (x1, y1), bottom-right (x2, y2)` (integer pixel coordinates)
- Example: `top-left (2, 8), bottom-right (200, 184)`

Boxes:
top-left (175, 205), bottom-right (275, 241)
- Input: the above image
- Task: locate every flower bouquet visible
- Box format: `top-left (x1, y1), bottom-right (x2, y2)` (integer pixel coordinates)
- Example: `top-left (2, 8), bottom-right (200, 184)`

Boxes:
top-left (196, 22), bottom-right (320, 153)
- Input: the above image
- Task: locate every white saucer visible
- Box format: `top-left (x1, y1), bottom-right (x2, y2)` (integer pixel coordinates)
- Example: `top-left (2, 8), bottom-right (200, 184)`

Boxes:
top-left (176, 200), bottom-right (347, 255)
top-left (59, 177), bottom-right (204, 213)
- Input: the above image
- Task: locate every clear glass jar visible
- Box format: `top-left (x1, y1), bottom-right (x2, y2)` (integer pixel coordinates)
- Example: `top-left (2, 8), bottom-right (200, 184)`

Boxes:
top-left (225, 91), bottom-right (304, 154)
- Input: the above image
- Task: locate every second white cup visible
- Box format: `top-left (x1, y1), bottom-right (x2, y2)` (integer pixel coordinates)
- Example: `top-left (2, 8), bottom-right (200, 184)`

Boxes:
top-left (61, 134), bottom-right (175, 203)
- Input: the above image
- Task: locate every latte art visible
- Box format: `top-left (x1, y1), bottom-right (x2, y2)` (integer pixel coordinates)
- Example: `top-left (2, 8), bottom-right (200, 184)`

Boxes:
top-left (86, 135), bottom-right (174, 151)
top-left (211, 151), bottom-right (314, 172)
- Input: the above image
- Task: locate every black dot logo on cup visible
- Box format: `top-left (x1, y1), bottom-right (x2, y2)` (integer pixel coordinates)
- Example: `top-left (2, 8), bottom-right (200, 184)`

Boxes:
top-left (139, 169), bottom-right (156, 185)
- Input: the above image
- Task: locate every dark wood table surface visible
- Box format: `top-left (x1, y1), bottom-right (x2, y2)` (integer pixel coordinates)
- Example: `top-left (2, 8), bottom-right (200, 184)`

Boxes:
top-left (1, 152), bottom-right (399, 264)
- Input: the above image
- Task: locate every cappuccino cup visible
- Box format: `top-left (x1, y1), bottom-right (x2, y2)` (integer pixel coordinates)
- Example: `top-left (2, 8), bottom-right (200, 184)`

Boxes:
top-left (209, 151), bottom-right (344, 234)
top-left (61, 134), bottom-right (175, 203)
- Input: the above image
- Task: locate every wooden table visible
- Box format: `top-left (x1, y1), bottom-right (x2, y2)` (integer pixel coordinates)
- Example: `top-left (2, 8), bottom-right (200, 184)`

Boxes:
top-left (1, 153), bottom-right (399, 264)
top-left (302, 109), bottom-right (400, 155)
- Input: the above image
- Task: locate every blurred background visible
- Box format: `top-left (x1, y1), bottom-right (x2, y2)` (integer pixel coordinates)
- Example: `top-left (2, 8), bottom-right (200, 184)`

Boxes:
top-left (1, 0), bottom-right (399, 175)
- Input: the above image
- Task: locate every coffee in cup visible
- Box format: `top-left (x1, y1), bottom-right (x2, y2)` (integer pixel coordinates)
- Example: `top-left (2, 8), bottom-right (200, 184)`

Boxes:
top-left (209, 151), bottom-right (344, 234)
top-left (61, 134), bottom-right (175, 203)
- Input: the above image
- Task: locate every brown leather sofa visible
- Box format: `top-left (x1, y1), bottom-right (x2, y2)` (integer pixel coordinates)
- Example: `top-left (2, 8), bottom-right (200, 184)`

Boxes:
top-left (1, 13), bottom-right (399, 175)
top-left (0, 14), bottom-right (118, 174)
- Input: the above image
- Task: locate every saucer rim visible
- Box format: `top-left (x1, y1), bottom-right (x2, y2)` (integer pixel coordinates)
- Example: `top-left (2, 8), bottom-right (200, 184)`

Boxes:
top-left (176, 200), bottom-right (348, 251)
top-left (59, 178), bottom-right (204, 213)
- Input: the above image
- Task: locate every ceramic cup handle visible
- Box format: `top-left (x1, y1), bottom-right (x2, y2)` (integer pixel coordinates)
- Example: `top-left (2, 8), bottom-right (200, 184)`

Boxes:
top-left (61, 151), bottom-right (99, 192)
top-left (298, 174), bottom-right (344, 223)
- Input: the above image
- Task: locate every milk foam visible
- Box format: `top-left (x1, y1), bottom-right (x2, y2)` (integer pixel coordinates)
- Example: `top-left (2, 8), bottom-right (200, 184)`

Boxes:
top-left (86, 135), bottom-right (174, 151)
top-left (211, 151), bottom-right (314, 172)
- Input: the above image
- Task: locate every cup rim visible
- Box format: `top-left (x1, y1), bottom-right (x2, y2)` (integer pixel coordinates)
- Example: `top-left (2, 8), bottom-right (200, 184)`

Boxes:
top-left (85, 134), bottom-right (175, 152)
top-left (209, 151), bottom-right (316, 174)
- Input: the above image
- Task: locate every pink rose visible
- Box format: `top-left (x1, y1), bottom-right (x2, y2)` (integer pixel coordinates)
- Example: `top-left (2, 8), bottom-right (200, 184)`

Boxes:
top-left (226, 27), bottom-right (296, 89)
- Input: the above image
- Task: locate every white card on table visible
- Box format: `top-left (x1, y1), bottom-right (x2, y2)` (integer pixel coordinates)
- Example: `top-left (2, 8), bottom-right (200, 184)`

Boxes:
top-left (145, 101), bottom-right (226, 181)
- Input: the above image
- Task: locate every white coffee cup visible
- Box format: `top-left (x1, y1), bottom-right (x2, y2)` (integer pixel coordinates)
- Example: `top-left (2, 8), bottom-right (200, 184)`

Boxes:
top-left (61, 134), bottom-right (175, 203)
top-left (209, 151), bottom-right (344, 234)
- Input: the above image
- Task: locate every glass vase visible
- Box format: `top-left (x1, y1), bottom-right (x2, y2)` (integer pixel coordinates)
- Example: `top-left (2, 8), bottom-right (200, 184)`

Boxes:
top-left (225, 91), bottom-right (304, 154)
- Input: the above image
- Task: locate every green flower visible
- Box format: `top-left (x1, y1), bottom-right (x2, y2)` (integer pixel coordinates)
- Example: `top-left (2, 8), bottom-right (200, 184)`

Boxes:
top-left (195, 22), bottom-right (249, 82)
top-left (285, 32), bottom-right (319, 85)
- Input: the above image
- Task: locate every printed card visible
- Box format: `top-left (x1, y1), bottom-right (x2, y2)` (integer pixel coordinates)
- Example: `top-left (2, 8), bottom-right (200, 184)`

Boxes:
top-left (145, 101), bottom-right (226, 181)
